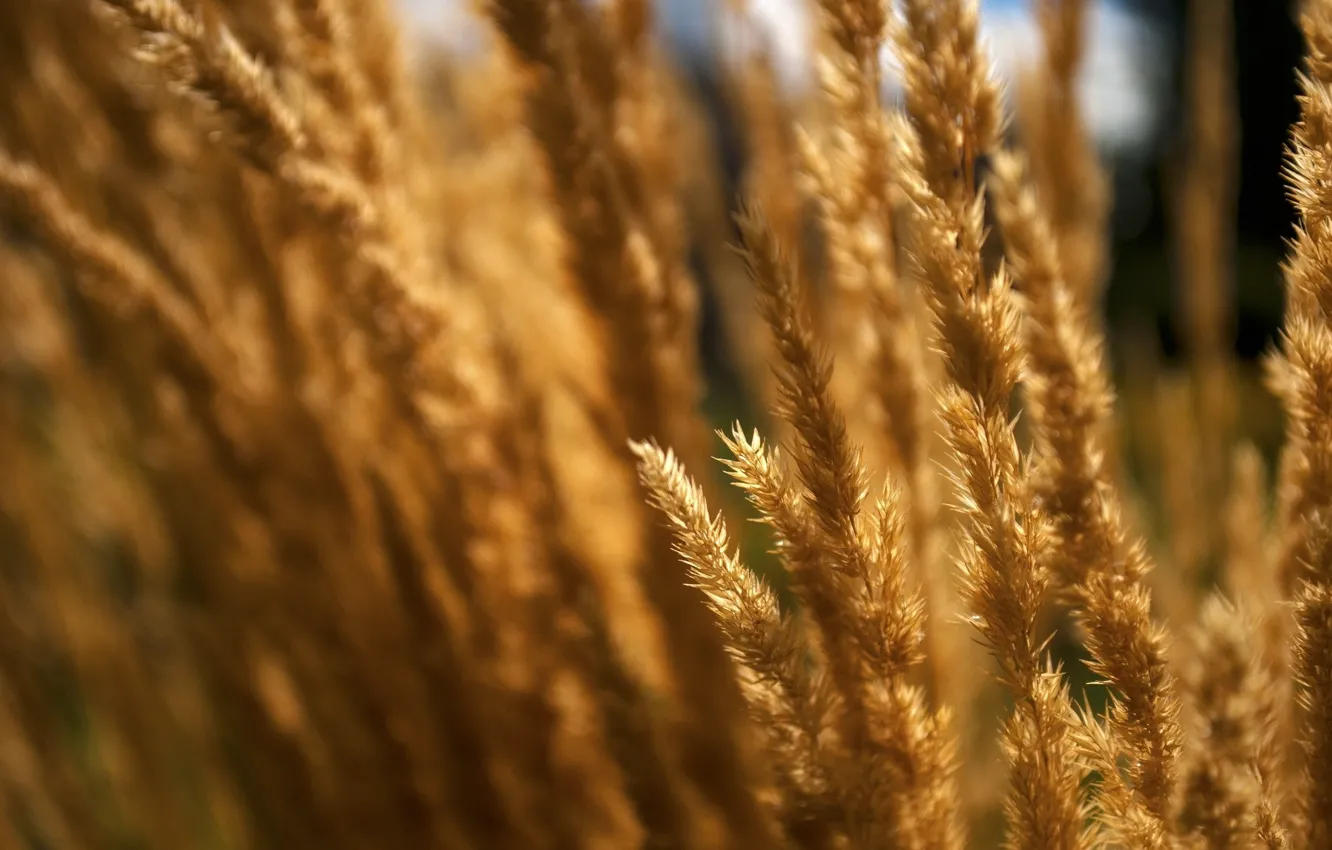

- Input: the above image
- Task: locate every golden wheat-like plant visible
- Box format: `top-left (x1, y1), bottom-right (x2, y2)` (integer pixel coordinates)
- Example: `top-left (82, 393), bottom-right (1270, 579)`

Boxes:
top-left (0, 0), bottom-right (1327, 848)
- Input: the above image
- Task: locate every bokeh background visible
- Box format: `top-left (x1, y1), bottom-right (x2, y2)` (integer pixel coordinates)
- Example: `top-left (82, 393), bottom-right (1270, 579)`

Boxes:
top-left (399, 0), bottom-right (1298, 446)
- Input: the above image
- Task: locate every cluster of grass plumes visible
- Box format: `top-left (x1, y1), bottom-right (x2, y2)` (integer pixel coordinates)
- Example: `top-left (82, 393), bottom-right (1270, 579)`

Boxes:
top-left (0, 0), bottom-right (1329, 848)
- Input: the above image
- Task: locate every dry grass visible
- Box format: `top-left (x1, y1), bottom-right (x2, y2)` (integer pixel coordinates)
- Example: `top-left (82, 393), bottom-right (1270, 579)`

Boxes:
top-left (0, 0), bottom-right (1327, 848)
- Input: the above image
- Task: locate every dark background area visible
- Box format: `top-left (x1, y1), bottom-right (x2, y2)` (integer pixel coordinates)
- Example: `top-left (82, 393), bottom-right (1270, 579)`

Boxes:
top-left (1117, 0), bottom-right (1298, 364)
